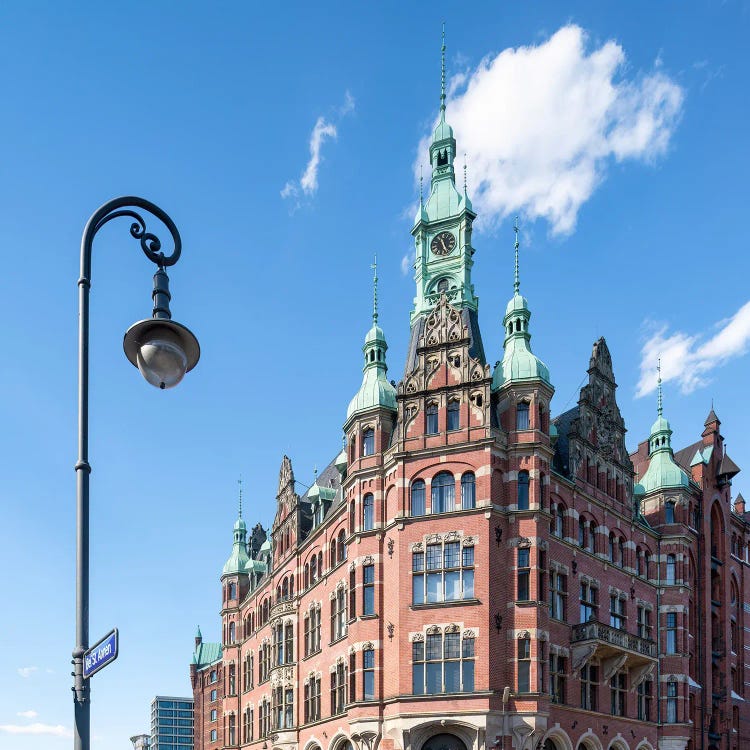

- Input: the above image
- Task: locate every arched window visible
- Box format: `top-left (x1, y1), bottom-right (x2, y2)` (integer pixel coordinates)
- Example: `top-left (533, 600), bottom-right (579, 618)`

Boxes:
top-left (578, 517), bottom-right (586, 547)
top-left (609, 533), bottom-right (616, 563)
top-left (282, 578), bottom-right (289, 600)
top-left (665, 501), bottom-right (675, 524)
top-left (362, 428), bottom-right (375, 456)
top-left (644, 550), bottom-right (651, 579)
top-left (636, 547), bottom-right (642, 576)
top-left (517, 471), bottom-right (530, 510)
top-left (516, 402), bottom-right (530, 430)
top-left (551, 502), bottom-right (564, 537)
top-left (330, 539), bottom-right (337, 568)
top-left (666, 554), bottom-right (676, 584)
top-left (410, 479), bottom-right (426, 517)
top-left (447, 400), bottom-right (460, 431)
top-left (437, 277), bottom-right (449, 293)
top-left (304, 564), bottom-right (309, 589)
top-left (337, 529), bottom-right (347, 561)
top-left (426, 403), bottom-right (439, 435)
top-left (431, 472), bottom-right (455, 513)
top-left (588, 521), bottom-right (596, 552)
top-left (461, 472), bottom-right (476, 509)
top-left (310, 555), bottom-right (317, 583)
top-left (618, 537), bottom-right (625, 568)
top-left (363, 494), bottom-right (374, 531)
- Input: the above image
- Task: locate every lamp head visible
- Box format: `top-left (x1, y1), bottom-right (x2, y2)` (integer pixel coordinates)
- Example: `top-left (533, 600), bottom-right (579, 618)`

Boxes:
top-left (123, 318), bottom-right (200, 389)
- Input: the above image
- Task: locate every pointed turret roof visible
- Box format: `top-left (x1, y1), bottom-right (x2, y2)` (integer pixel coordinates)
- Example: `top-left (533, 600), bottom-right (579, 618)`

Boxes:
top-left (718, 452), bottom-right (741, 479)
top-left (492, 218), bottom-right (550, 389)
top-left (346, 259), bottom-right (397, 421)
top-left (636, 363), bottom-right (690, 493)
top-left (222, 490), bottom-right (250, 577)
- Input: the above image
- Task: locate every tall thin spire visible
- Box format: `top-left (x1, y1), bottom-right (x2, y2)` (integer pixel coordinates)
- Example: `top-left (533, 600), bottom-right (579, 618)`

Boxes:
top-left (657, 358), bottom-right (663, 417)
top-left (513, 216), bottom-right (520, 295)
top-left (440, 23), bottom-right (446, 116)
top-left (463, 153), bottom-right (467, 193)
top-left (419, 165), bottom-right (424, 207)
top-left (371, 254), bottom-right (378, 325)
top-left (237, 477), bottom-right (243, 519)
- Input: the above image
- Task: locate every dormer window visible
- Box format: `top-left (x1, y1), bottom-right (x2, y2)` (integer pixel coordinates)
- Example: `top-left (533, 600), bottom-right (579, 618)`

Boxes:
top-left (362, 428), bottom-right (375, 456)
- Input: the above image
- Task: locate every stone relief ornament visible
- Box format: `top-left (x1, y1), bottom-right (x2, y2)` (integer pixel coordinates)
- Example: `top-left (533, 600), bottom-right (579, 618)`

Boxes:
top-left (412, 633), bottom-right (424, 642)
top-left (445, 624), bottom-right (459, 633)
top-left (426, 625), bottom-right (441, 635)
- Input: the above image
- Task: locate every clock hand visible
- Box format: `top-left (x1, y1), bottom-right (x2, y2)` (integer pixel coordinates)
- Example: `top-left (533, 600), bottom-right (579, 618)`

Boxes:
top-left (440, 236), bottom-right (448, 252)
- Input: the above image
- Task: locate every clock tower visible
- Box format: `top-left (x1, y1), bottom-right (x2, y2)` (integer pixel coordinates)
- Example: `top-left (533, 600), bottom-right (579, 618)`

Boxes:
top-left (406, 31), bottom-right (484, 371)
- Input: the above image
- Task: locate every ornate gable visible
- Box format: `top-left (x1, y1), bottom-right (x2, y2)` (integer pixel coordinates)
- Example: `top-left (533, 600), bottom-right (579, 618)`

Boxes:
top-left (566, 338), bottom-right (634, 504)
top-left (273, 455), bottom-right (299, 531)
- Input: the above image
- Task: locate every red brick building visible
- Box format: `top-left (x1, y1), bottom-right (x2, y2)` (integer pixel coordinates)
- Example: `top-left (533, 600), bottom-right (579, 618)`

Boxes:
top-left (189, 54), bottom-right (748, 750)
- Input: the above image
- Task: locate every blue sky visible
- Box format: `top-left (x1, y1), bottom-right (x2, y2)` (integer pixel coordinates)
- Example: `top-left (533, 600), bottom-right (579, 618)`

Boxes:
top-left (0, 1), bottom-right (748, 747)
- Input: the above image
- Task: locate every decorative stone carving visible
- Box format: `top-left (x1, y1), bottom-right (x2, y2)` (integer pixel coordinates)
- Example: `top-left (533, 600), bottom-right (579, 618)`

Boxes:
top-left (411, 633), bottom-right (424, 642)
top-left (426, 625), bottom-right (441, 635)
top-left (445, 624), bottom-right (459, 633)
top-left (463, 629), bottom-right (475, 638)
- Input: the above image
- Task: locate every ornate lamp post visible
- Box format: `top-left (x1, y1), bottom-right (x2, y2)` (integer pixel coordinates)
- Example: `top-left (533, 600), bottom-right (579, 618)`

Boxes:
top-left (73, 197), bottom-right (200, 750)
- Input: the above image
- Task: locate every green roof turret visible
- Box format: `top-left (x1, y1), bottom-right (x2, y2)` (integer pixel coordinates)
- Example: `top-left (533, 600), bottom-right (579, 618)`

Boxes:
top-left (638, 361), bottom-right (690, 493)
top-left (222, 483), bottom-right (250, 577)
top-left (346, 258), bottom-right (397, 421)
top-left (492, 219), bottom-right (550, 389)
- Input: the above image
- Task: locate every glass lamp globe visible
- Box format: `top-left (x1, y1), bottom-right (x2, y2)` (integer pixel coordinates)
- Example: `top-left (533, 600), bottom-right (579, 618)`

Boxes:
top-left (124, 319), bottom-right (200, 389)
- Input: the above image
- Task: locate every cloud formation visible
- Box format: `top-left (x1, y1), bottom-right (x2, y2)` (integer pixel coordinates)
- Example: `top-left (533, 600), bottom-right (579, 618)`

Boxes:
top-left (417, 25), bottom-right (684, 235)
top-left (17, 666), bottom-right (38, 678)
top-left (281, 91), bottom-right (355, 206)
top-left (0, 723), bottom-right (72, 737)
top-left (637, 300), bottom-right (750, 397)
top-left (17, 711), bottom-right (38, 719)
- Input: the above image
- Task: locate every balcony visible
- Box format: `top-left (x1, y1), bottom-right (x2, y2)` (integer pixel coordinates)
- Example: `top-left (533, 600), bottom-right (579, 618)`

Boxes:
top-left (571, 620), bottom-right (657, 681)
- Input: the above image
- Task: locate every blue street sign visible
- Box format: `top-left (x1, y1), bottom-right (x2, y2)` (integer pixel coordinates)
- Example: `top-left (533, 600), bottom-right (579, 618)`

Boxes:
top-left (83, 628), bottom-right (119, 679)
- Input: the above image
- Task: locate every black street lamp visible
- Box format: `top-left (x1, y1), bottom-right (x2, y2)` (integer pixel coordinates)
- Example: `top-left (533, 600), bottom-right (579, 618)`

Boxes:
top-left (73, 197), bottom-right (200, 750)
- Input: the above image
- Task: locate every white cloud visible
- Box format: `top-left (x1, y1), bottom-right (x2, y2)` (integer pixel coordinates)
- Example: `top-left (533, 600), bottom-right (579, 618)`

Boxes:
top-left (0, 723), bottom-right (72, 738)
top-left (400, 251), bottom-right (413, 276)
top-left (281, 91), bottom-right (355, 206)
top-left (17, 666), bottom-right (38, 678)
top-left (17, 711), bottom-right (38, 719)
top-left (637, 300), bottom-right (750, 397)
top-left (416, 25), bottom-right (684, 235)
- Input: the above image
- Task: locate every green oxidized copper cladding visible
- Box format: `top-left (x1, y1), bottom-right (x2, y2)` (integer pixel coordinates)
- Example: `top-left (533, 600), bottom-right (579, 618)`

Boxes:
top-left (410, 33), bottom-right (478, 323)
top-left (221, 511), bottom-right (250, 576)
top-left (635, 368), bottom-right (690, 494)
top-left (492, 220), bottom-right (551, 389)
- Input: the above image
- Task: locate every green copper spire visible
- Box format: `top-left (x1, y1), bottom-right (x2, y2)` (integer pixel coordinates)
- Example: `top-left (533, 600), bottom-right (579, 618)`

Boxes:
top-left (222, 484), bottom-right (250, 577)
top-left (636, 363), bottom-right (690, 494)
top-left (410, 26), bottom-right (478, 322)
top-left (346, 260), bottom-right (397, 421)
top-left (492, 219), bottom-right (550, 389)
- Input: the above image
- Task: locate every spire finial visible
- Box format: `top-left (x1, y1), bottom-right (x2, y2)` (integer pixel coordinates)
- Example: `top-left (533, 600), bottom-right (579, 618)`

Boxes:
top-left (313, 465), bottom-right (318, 482)
top-left (513, 216), bottom-right (520, 295)
top-left (237, 476), bottom-right (243, 518)
top-left (419, 165), bottom-right (424, 207)
top-left (371, 254), bottom-right (378, 325)
top-left (440, 22), bottom-right (446, 116)
top-left (657, 358), bottom-right (663, 417)
top-left (463, 153), bottom-right (467, 193)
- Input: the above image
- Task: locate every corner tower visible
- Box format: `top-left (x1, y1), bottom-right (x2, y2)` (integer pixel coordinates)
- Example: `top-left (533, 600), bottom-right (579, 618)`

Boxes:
top-left (407, 29), bottom-right (484, 371)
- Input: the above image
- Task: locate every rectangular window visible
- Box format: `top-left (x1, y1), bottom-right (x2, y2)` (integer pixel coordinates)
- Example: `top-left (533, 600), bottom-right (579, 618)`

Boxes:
top-left (363, 648), bottom-right (375, 700)
top-left (447, 400), bottom-right (460, 431)
top-left (610, 671), bottom-right (626, 716)
top-left (666, 681), bottom-right (678, 723)
top-left (517, 548), bottom-right (530, 601)
top-left (331, 588), bottom-right (347, 641)
top-left (362, 429), bottom-right (374, 456)
top-left (580, 664), bottom-right (598, 711)
top-left (363, 564), bottom-right (375, 615)
top-left (637, 606), bottom-right (652, 640)
top-left (666, 612), bottom-right (677, 654)
top-left (549, 653), bottom-right (566, 704)
top-left (211, 729), bottom-right (217, 742)
top-left (210, 709), bottom-right (217, 721)
top-left (412, 542), bottom-right (474, 604)
top-left (210, 689), bottom-right (217, 701)
top-left (637, 679), bottom-right (652, 721)
top-left (516, 402), bottom-right (530, 430)
top-left (426, 405), bottom-right (438, 435)
top-left (549, 570), bottom-right (567, 621)
top-left (331, 662), bottom-right (347, 715)
top-left (609, 595), bottom-right (626, 630)
top-left (517, 637), bottom-right (531, 692)
top-left (412, 633), bottom-right (475, 694)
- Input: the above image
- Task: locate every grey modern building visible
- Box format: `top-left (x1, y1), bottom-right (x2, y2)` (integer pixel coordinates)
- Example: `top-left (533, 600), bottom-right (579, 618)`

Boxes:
top-left (150, 695), bottom-right (194, 750)
top-left (130, 735), bottom-right (150, 750)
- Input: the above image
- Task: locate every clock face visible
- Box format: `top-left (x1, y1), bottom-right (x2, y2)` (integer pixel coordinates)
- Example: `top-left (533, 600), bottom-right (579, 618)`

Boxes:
top-left (430, 231), bottom-right (456, 256)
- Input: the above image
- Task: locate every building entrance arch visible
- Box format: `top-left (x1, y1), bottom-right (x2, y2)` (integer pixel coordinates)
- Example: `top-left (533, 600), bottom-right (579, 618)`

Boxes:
top-left (421, 733), bottom-right (468, 750)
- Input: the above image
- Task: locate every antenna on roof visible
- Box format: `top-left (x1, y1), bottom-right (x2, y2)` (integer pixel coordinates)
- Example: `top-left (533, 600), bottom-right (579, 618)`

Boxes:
top-left (513, 216), bottom-right (520, 295)
top-left (371, 254), bottom-right (378, 325)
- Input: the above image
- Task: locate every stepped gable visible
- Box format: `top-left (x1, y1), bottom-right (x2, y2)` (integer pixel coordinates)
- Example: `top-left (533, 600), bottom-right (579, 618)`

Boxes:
top-left (562, 338), bottom-right (634, 496)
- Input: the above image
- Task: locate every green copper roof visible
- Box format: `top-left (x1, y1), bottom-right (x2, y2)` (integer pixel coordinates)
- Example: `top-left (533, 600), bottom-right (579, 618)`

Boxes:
top-left (492, 224), bottom-right (550, 390)
top-left (222, 505), bottom-right (250, 577)
top-left (193, 641), bottom-right (222, 669)
top-left (638, 371), bottom-right (690, 493)
top-left (347, 261), bottom-right (397, 421)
